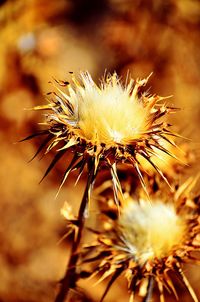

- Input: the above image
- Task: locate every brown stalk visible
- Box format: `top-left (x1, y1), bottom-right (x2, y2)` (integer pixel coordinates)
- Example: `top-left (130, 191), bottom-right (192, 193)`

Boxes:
top-left (55, 158), bottom-right (96, 302)
top-left (142, 276), bottom-right (154, 302)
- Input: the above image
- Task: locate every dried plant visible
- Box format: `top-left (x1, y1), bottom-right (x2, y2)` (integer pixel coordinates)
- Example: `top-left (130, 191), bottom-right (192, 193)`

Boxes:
top-left (24, 71), bottom-right (191, 302)
top-left (27, 71), bottom-right (179, 194)
top-left (79, 177), bottom-right (200, 302)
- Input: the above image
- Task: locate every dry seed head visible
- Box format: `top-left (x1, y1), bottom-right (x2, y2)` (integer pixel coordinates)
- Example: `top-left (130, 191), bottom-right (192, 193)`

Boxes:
top-left (83, 179), bottom-right (200, 302)
top-left (73, 72), bottom-right (150, 145)
top-left (119, 199), bottom-right (186, 263)
top-left (28, 71), bottom-right (178, 199)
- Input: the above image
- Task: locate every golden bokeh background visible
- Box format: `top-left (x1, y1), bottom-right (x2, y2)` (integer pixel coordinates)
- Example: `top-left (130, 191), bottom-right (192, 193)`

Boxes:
top-left (0, 0), bottom-right (200, 301)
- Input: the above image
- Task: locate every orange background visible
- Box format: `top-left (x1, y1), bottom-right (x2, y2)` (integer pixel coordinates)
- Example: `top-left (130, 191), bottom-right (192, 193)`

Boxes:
top-left (0, 1), bottom-right (200, 301)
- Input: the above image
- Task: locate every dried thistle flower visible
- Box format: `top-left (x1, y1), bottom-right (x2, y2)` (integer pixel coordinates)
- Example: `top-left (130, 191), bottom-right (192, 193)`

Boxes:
top-left (81, 177), bottom-right (200, 302)
top-left (23, 71), bottom-right (181, 302)
top-left (27, 71), bottom-right (178, 196)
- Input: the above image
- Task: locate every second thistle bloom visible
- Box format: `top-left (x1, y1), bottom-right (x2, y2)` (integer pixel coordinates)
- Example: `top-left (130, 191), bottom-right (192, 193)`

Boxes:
top-left (81, 179), bottom-right (200, 302)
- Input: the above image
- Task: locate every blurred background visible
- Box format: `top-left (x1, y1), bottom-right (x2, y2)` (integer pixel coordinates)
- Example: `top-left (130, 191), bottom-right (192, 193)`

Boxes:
top-left (0, 0), bottom-right (200, 301)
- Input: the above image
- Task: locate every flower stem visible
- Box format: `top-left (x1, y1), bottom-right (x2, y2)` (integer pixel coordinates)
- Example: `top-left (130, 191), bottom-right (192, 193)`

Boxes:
top-left (142, 276), bottom-right (154, 302)
top-left (55, 158), bottom-right (96, 302)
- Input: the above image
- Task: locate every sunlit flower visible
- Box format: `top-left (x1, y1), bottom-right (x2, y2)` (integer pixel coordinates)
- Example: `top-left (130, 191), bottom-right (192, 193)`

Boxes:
top-left (25, 71), bottom-right (178, 198)
top-left (82, 177), bottom-right (200, 302)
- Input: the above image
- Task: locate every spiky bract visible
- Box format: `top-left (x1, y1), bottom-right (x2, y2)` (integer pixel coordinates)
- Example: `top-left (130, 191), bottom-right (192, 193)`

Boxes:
top-left (81, 178), bottom-right (200, 302)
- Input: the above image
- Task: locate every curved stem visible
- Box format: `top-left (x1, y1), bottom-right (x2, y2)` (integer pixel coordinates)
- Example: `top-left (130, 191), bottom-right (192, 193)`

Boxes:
top-left (55, 158), bottom-right (96, 302)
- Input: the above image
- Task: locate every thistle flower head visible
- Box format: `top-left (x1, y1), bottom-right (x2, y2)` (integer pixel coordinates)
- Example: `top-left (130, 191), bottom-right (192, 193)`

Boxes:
top-left (82, 178), bottom-right (200, 302)
top-left (68, 72), bottom-right (151, 145)
top-left (27, 71), bottom-right (178, 198)
top-left (119, 198), bottom-right (186, 263)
